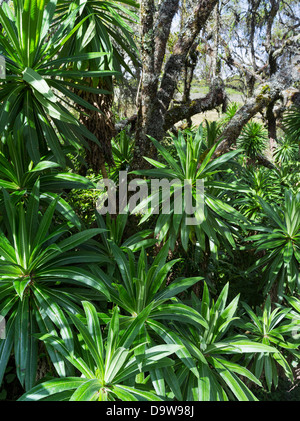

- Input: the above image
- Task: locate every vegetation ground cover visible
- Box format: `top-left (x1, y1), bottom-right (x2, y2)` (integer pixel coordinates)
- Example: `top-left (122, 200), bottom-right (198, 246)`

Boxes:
top-left (0, 0), bottom-right (299, 403)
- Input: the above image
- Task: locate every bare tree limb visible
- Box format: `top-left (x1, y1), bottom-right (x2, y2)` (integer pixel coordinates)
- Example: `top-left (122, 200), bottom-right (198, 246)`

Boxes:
top-left (157, 0), bottom-right (218, 117)
top-left (133, 0), bottom-right (218, 169)
top-left (213, 64), bottom-right (300, 158)
top-left (219, 37), bottom-right (265, 82)
top-left (164, 77), bottom-right (227, 130)
top-left (154, 0), bottom-right (180, 75)
top-left (273, 34), bottom-right (300, 59)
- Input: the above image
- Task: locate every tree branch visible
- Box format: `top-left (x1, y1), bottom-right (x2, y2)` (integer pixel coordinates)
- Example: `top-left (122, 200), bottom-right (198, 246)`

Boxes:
top-left (154, 0), bottom-right (180, 75)
top-left (273, 34), bottom-right (300, 59)
top-left (148, 0), bottom-right (218, 141)
top-left (164, 77), bottom-right (227, 130)
top-left (219, 37), bottom-right (264, 83)
top-left (158, 0), bottom-right (218, 111)
top-left (133, 0), bottom-right (218, 170)
top-left (213, 64), bottom-right (300, 158)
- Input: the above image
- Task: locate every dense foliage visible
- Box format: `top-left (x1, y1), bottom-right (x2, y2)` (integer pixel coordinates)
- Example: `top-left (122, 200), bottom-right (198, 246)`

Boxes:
top-left (0, 0), bottom-right (299, 403)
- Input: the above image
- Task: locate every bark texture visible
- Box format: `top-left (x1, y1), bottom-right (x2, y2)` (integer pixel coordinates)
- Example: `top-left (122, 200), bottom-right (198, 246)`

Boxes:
top-left (154, 0), bottom-right (180, 75)
top-left (153, 0), bottom-right (218, 140)
top-left (77, 80), bottom-right (115, 177)
top-left (134, 0), bottom-right (159, 169)
top-left (182, 42), bottom-right (200, 105)
top-left (164, 77), bottom-right (227, 130)
top-left (264, 0), bottom-right (280, 155)
top-left (213, 64), bottom-right (300, 158)
top-left (133, 0), bottom-right (219, 170)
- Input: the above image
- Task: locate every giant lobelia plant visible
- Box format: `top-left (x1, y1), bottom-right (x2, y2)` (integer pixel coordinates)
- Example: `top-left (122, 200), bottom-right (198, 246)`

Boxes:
top-left (0, 131), bottom-right (96, 194)
top-left (18, 303), bottom-right (181, 401)
top-left (90, 241), bottom-right (208, 327)
top-left (246, 190), bottom-right (300, 299)
top-left (132, 126), bottom-right (248, 253)
top-left (0, 0), bottom-right (118, 167)
top-left (147, 282), bottom-right (278, 401)
top-left (55, 0), bottom-right (140, 173)
top-left (238, 296), bottom-right (297, 391)
top-left (0, 182), bottom-right (111, 390)
top-left (0, 129), bottom-right (98, 231)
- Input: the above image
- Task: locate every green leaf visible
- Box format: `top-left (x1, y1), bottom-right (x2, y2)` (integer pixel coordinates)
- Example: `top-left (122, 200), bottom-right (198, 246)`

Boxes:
top-left (68, 312), bottom-right (103, 375)
top-left (23, 67), bottom-right (57, 103)
top-left (147, 319), bottom-right (199, 378)
top-left (13, 278), bottom-right (31, 300)
top-left (118, 303), bottom-right (154, 349)
top-left (25, 308), bottom-right (38, 391)
top-left (210, 357), bottom-right (258, 401)
top-left (18, 378), bottom-right (87, 401)
top-left (151, 303), bottom-right (209, 330)
top-left (36, 267), bottom-right (111, 299)
top-left (0, 314), bottom-right (16, 386)
top-left (56, 229), bottom-right (105, 253)
top-left (0, 7), bottom-right (23, 57)
top-left (69, 379), bottom-right (101, 401)
top-left (112, 384), bottom-right (163, 401)
top-left (14, 297), bottom-right (30, 387)
top-left (82, 301), bottom-right (104, 360)
top-left (155, 277), bottom-right (203, 303)
top-left (283, 241), bottom-right (294, 264)
top-left (34, 286), bottom-right (74, 353)
top-left (26, 179), bottom-right (40, 243)
top-left (104, 347), bottom-right (130, 384)
top-left (32, 194), bottom-right (59, 250)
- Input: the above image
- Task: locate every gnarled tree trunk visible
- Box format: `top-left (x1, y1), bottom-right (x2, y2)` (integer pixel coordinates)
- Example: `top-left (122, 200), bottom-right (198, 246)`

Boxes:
top-left (76, 79), bottom-right (115, 178)
top-left (213, 63), bottom-right (300, 159)
top-left (133, 0), bottom-right (219, 171)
